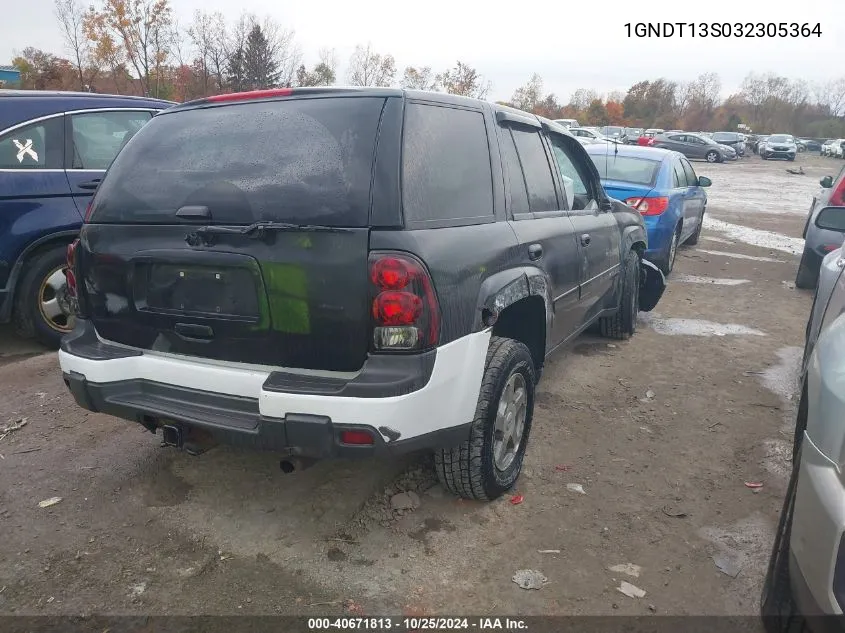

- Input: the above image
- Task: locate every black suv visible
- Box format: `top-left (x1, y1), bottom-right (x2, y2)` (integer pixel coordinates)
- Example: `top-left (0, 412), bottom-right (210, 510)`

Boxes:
top-left (59, 88), bottom-right (665, 500)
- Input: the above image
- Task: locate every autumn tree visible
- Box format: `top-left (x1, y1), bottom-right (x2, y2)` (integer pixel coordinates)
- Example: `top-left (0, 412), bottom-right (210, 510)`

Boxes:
top-left (584, 99), bottom-right (609, 126)
top-left (188, 10), bottom-right (228, 95)
top-left (437, 61), bottom-right (490, 99)
top-left (605, 101), bottom-right (625, 125)
top-left (12, 47), bottom-right (75, 90)
top-left (510, 74), bottom-right (544, 111)
top-left (401, 66), bottom-right (437, 91)
top-left (347, 44), bottom-right (395, 87)
top-left (84, 0), bottom-right (172, 97)
top-left (568, 88), bottom-right (599, 112)
top-left (54, 0), bottom-right (99, 90)
top-left (622, 79), bottom-right (678, 128)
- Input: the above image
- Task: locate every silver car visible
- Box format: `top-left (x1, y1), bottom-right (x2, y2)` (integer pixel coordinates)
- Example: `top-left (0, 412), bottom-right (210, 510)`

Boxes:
top-left (797, 165), bottom-right (845, 289)
top-left (761, 205), bottom-right (845, 630)
top-left (653, 132), bottom-right (736, 163)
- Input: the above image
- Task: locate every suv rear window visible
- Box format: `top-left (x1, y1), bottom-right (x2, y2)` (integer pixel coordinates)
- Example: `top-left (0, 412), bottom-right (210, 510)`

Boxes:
top-left (88, 97), bottom-right (385, 226)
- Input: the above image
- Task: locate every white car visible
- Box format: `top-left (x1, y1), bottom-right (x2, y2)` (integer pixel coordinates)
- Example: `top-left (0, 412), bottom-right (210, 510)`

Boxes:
top-left (568, 127), bottom-right (610, 141)
top-left (553, 118), bottom-right (579, 129)
top-left (833, 140), bottom-right (845, 159)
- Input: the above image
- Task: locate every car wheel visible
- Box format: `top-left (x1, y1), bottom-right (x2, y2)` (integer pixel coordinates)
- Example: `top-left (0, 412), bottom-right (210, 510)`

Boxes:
top-left (794, 248), bottom-right (819, 290)
top-left (706, 150), bottom-right (719, 163)
top-left (798, 146), bottom-right (805, 153)
top-left (660, 225), bottom-right (681, 275)
top-left (760, 446), bottom-right (804, 633)
top-left (686, 208), bottom-right (705, 246)
top-left (13, 245), bottom-right (76, 348)
top-left (435, 336), bottom-right (535, 500)
top-left (788, 156), bottom-right (796, 162)
top-left (599, 250), bottom-right (640, 340)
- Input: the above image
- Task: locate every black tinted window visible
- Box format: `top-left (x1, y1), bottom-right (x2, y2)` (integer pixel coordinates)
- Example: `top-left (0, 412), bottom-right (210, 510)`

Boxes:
top-left (511, 128), bottom-right (558, 212)
top-left (499, 127), bottom-right (529, 214)
top-left (402, 104), bottom-right (493, 223)
top-left (89, 97), bottom-right (384, 226)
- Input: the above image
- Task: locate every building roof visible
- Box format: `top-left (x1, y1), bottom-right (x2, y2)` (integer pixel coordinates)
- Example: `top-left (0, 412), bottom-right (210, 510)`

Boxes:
top-left (0, 65), bottom-right (21, 74)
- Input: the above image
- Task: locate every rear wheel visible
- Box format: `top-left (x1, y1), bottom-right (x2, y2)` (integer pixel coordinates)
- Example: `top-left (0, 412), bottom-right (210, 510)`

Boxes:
top-left (794, 248), bottom-right (819, 290)
top-left (13, 245), bottom-right (75, 348)
top-left (706, 150), bottom-right (719, 163)
top-left (435, 336), bottom-right (535, 500)
top-left (660, 225), bottom-right (681, 275)
top-left (599, 250), bottom-right (640, 340)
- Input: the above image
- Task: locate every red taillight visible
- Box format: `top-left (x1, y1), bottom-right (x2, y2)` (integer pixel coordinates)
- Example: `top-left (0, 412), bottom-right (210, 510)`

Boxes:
top-left (372, 292), bottom-right (422, 325)
top-left (830, 177), bottom-right (845, 206)
top-left (340, 430), bottom-right (374, 446)
top-left (65, 239), bottom-right (79, 298)
top-left (822, 244), bottom-right (840, 252)
top-left (370, 257), bottom-right (412, 290)
top-left (206, 88), bottom-right (294, 103)
top-left (84, 201), bottom-right (94, 222)
top-left (368, 252), bottom-right (440, 351)
top-left (625, 196), bottom-right (670, 216)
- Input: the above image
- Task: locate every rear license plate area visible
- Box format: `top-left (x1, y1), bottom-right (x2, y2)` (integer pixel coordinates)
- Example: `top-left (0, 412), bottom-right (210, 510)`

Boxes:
top-left (136, 263), bottom-right (260, 318)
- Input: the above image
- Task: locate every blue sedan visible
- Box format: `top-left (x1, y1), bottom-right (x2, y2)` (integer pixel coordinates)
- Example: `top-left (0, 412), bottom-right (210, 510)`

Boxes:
top-left (585, 145), bottom-right (711, 274)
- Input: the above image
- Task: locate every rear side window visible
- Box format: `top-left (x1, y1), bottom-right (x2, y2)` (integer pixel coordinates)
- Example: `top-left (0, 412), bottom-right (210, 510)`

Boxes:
top-left (510, 127), bottom-right (558, 212)
top-left (89, 97), bottom-right (385, 226)
top-left (402, 103), bottom-right (493, 224)
top-left (0, 117), bottom-right (63, 169)
top-left (71, 110), bottom-right (152, 170)
top-left (672, 162), bottom-right (686, 187)
top-left (498, 127), bottom-right (529, 215)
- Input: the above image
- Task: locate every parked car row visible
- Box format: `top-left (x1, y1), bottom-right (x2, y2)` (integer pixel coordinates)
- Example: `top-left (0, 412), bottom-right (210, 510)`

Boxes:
top-left (821, 139), bottom-right (845, 158)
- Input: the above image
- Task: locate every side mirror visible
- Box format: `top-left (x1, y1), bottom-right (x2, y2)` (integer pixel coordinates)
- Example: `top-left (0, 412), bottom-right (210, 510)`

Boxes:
top-left (820, 176), bottom-right (834, 188)
top-left (697, 176), bottom-right (712, 187)
top-left (815, 206), bottom-right (845, 232)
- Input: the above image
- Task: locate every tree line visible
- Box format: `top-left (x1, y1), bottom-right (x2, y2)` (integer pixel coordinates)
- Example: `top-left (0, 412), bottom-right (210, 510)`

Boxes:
top-left (10, 0), bottom-right (845, 137)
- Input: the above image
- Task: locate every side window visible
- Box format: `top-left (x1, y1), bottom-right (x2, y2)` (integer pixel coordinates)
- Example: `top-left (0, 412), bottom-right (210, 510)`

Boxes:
top-left (402, 103), bottom-right (494, 223)
top-left (672, 162), bottom-right (686, 187)
top-left (681, 159), bottom-right (698, 186)
top-left (549, 134), bottom-right (594, 210)
top-left (498, 127), bottom-right (529, 215)
top-left (0, 117), bottom-right (64, 169)
top-left (510, 127), bottom-right (558, 212)
top-left (669, 135), bottom-right (685, 142)
top-left (70, 110), bottom-right (153, 170)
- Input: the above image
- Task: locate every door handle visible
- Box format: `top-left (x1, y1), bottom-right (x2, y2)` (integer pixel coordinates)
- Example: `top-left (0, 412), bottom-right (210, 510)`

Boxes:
top-left (528, 244), bottom-right (543, 261)
top-left (580, 233), bottom-right (591, 247)
top-left (77, 179), bottom-right (101, 190)
top-left (174, 323), bottom-right (214, 343)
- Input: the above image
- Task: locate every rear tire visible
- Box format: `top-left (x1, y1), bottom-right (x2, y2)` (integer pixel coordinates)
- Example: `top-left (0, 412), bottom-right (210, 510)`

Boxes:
top-left (794, 248), bottom-right (819, 290)
top-left (13, 245), bottom-right (75, 349)
top-left (435, 336), bottom-right (535, 500)
top-left (706, 150), bottom-right (719, 163)
top-left (599, 250), bottom-right (640, 340)
top-left (660, 225), bottom-right (681, 275)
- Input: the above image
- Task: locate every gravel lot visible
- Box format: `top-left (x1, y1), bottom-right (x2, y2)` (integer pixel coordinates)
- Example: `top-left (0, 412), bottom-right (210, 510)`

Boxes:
top-left (0, 152), bottom-right (839, 619)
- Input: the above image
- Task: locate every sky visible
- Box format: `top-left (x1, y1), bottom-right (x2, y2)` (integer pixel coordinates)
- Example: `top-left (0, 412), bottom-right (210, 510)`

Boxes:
top-left (3, 0), bottom-right (844, 103)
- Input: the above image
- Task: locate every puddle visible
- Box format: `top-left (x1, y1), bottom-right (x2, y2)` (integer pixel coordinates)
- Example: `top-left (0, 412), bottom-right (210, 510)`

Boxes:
top-left (703, 217), bottom-right (804, 256)
top-left (639, 312), bottom-right (766, 337)
top-left (701, 236), bottom-right (736, 245)
top-left (697, 249), bottom-right (786, 263)
top-left (673, 274), bottom-right (750, 286)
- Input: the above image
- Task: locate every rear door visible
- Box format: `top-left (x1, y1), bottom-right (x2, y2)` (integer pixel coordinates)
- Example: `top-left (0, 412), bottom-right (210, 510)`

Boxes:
top-left (0, 114), bottom-right (78, 288)
top-left (64, 109), bottom-right (156, 214)
top-left (497, 116), bottom-right (582, 347)
top-left (548, 133), bottom-right (621, 324)
top-left (78, 96), bottom-right (386, 372)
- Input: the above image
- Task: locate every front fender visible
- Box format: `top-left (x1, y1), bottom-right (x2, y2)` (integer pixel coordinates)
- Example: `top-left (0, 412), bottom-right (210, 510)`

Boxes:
top-left (639, 258), bottom-right (665, 312)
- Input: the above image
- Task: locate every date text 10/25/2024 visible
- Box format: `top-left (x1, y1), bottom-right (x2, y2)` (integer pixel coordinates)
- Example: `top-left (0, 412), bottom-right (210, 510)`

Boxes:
top-left (625, 22), bottom-right (822, 38)
top-left (307, 617), bottom-right (528, 630)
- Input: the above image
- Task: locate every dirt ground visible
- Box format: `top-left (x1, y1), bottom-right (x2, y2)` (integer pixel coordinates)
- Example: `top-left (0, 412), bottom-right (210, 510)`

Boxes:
top-left (0, 152), bottom-right (840, 620)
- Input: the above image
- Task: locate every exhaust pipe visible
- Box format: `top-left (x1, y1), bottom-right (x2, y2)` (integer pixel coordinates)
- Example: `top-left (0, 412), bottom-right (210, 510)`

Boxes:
top-left (280, 457), bottom-right (316, 474)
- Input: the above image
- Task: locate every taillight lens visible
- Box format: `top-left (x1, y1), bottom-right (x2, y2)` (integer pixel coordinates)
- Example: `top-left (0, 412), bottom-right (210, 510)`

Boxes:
top-left (625, 196), bottom-right (670, 216)
top-left (340, 430), bottom-right (374, 446)
top-left (65, 238), bottom-right (79, 299)
top-left (84, 200), bottom-right (95, 222)
top-left (821, 244), bottom-right (840, 253)
top-left (369, 252), bottom-right (440, 351)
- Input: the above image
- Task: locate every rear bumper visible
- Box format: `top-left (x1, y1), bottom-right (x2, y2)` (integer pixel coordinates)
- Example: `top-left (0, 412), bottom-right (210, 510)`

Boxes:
top-left (59, 320), bottom-right (489, 458)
